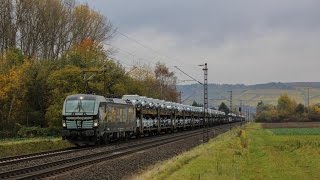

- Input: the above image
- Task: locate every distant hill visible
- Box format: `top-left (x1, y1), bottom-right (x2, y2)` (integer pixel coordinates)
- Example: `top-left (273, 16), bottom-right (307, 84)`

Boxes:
top-left (177, 82), bottom-right (320, 110)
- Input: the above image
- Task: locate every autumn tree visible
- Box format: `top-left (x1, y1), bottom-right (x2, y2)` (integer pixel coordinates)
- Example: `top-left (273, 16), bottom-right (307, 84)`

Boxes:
top-left (124, 65), bottom-right (151, 96)
top-left (0, 60), bottom-right (31, 131)
top-left (255, 94), bottom-right (311, 122)
top-left (277, 93), bottom-right (297, 119)
top-left (46, 65), bottom-right (84, 127)
top-left (0, 0), bottom-right (119, 137)
top-left (45, 39), bottom-right (126, 126)
top-left (154, 62), bottom-right (179, 102)
top-left (1, 0), bottom-right (114, 59)
top-left (0, 0), bottom-right (183, 137)
top-left (127, 64), bottom-right (157, 96)
top-left (255, 101), bottom-right (276, 122)
top-left (256, 101), bottom-right (271, 115)
top-left (70, 4), bottom-right (114, 46)
top-left (0, 48), bottom-right (25, 73)
top-left (62, 38), bottom-right (107, 68)
top-left (0, 0), bottom-right (16, 52)
top-left (23, 61), bottom-right (52, 127)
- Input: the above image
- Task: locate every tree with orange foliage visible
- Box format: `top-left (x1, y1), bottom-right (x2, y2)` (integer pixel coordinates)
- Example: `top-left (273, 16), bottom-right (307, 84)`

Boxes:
top-left (154, 62), bottom-right (179, 102)
top-left (0, 60), bottom-right (31, 130)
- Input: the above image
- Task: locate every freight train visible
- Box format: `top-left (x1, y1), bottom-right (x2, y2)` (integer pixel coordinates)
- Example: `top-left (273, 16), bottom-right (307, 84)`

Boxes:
top-left (61, 94), bottom-right (245, 146)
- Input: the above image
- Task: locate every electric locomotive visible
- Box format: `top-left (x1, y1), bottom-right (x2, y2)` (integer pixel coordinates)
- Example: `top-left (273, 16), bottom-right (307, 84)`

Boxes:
top-left (61, 94), bottom-right (245, 146)
top-left (61, 94), bottom-right (135, 146)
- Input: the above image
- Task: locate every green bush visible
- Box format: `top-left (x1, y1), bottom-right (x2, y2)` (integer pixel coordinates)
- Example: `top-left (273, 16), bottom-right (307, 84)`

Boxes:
top-left (0, 131), bottom-right (16, 139)
top-left (17, 126), bottom-right (60, 138)
top-left (0, 138), bottom-right (73, 158)
top-left (256, 94), bottom-right (320, 122)
top-left (256, 109), bottom-right (279, 122)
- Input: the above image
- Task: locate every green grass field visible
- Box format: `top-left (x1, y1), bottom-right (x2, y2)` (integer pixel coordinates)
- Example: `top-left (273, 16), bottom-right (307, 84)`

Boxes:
top-left (0, 137), bottom-right (73, 158)
top-left (136, 123), bottom-right (320, 180)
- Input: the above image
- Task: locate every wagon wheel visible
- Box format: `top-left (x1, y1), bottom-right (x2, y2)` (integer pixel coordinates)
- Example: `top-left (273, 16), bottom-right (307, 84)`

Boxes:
top-left (102, 133), bottom-right (109, 145)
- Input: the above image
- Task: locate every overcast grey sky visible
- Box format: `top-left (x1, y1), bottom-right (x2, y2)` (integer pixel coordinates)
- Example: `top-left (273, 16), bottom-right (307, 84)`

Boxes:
top-left (80, 0), bottom-right (320, 84)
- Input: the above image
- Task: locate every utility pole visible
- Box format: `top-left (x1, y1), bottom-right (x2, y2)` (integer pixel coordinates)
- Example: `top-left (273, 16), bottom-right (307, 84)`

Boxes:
top-left (174, 64), bottom-right (208, 141)
top-left (103, 64), bottom-right (106, 96)
top-left (246, 105), bottom-right (248, 121)
top-left (228, 90), bottom-right (233, 113)
top-left (307, 88), bottom-right (310, 113)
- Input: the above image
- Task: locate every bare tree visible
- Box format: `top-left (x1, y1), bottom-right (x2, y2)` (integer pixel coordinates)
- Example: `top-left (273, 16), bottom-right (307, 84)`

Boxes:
top-left (3, 0), bottom-right (114, 60)
top-left (154, 62), bottom-right (178, 101)
top-left (69, 4), bottom-right (114, 48)
top-left (0, 0), bottom-right (16, 53)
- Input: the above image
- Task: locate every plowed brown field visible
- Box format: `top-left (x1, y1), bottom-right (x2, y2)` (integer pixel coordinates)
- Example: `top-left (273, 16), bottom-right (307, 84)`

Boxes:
top-left (261, 122), bottom-right (320, 128)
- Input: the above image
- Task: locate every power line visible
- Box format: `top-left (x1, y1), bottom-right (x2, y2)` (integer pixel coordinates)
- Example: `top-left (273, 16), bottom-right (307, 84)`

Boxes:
top-left (109, 43), bottom-right (206, 85)
top-left (107, 43), bottom-right (182, 73)
top-left (108, 31), bottom-right (208, 85)
top-left (174, 66), bottom-right (202, 85)
top-left (107, 44), bottom-right (202, 86)
top-left (116, 31), bottom-right (166, 59)
top-left (115, 30), bottom-right (199, 69)
top-left (181, 91), bottom-right (197, 103)
top-left (106, 44), bottom-right (157, 67)
top-left (176, 79), bottom-right (196, 84)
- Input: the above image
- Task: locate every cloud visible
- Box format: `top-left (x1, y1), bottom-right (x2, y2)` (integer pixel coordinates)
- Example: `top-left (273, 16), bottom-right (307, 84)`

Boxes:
top-left (80, 0), bottom-right (320, 84)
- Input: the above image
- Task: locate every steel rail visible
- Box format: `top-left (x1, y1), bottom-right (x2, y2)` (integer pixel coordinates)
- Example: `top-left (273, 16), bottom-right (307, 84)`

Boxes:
top-left (0, 122), bottom-right (243, 179)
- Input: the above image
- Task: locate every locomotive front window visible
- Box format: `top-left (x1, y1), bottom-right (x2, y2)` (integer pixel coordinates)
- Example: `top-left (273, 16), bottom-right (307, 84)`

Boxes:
top-left (65, 100), bottom-right (95, 113)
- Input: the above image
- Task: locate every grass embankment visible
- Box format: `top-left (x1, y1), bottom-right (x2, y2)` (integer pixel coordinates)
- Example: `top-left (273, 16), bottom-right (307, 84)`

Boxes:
top-left (0, 137), bottom-right (73, 158)
top-left (137, 123), bottom-right (320, 179)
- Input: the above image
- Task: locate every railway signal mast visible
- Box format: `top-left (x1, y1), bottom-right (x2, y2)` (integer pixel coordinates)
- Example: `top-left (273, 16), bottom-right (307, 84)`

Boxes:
top-left (199, 63), bottom-right (208, 142)
top-left (239, 100), bottom-right (243, 115)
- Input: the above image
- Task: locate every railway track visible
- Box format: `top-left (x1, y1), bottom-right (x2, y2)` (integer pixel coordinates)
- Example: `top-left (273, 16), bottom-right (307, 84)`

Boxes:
top-left (0, 122), bottom-right (241, 179)
top-left (0, 127), bottom-right (211, 168)
top-left (0, 127), bottom-right (194, 167)
top-left (0, 147), bottom-right (91, 167)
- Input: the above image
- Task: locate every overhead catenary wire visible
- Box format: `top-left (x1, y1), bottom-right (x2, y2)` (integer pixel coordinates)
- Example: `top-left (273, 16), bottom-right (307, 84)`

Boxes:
top-left (108, 42), bottom-right (210, 85)
top-left (106, 44), bottom-right (157, 67)
top-left (107, 43), bottom-right (199, 83)
top-left (116, 31), bottom-right (181, 65)
top-left (107, 30), bottom-right (209, 84)
top-left (116, 31), bottom-right (166, 59)
top-left (115, 30), bottom-right (200, 69)
top-left (174, 66), bottom-right (202, 85)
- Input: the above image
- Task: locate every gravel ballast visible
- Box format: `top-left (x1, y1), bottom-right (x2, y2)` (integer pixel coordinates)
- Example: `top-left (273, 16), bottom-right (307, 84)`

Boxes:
top-left (0, 130), bottom-right (198, 173)
top-left (48, 126), bottom-right (234, 180)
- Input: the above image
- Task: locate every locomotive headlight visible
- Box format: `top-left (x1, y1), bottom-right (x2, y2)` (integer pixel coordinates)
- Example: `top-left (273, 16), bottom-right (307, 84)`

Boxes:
top-left (93, 120), bottom-right (99, 127)
top-left (94, 122), bottom-right (98, 127)
top-left (62, 122), bottom-right (66, 127)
